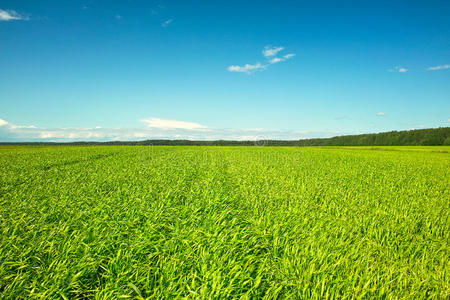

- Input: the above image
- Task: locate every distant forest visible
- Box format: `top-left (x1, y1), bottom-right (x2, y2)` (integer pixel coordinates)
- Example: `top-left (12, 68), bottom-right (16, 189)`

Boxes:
top-left (1, 127), bottom-right (449, 147)
top-left (296, 127), bottom-right (450, 146)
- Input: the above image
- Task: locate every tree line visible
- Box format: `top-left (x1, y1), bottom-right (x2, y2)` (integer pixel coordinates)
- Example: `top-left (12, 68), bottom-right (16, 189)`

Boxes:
top-left (296, 127), bottom-right (450, 146)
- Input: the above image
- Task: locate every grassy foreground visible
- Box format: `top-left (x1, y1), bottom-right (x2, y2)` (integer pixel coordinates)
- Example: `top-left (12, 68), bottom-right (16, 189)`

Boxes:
top-left (0, 146), bottom-right (449, 299)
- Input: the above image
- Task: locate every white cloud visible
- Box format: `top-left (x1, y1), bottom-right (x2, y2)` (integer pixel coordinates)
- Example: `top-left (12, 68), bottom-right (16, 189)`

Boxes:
top-left (376, 112), bottom-right (386, 116)
top-left (133, 132), bottom-right (147, 138)
top-left (140, 118), bottom-right (208, 130)
top-left (227, 63), bottom-right (266, 74)
top-left (161, 19), bottom-right (173, 27)
top-left (115, 14), bottom-right (122, 19)
top-left (269, 53), bottom-right (295, 64)
top-left (0, 118), bottom-right (8, 126)
top-left (0, 9), bottom-right (29, 21)
top-left (39, 132), bottom-right (58, 139)
top-left (427, 64), bottom-right (450, 71)
top-left (262, 46), bottom-right (284, 57)
top-left (269, 57), bottom-right (282, 64)
top-left (389, 66), bottom-right (408, 73)
top-left (228, 46), bottom-right (295, 74)
top-left (10, 124), bottom-right (37, 129)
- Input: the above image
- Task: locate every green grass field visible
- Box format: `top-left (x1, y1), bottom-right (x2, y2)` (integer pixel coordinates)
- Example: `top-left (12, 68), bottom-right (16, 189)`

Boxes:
top-left (1, 146), bottom-right (449, 299)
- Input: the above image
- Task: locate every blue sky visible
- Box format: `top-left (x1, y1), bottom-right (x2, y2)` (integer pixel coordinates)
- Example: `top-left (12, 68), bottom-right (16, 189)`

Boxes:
top-left (0, 0), bottom-right (449, 141)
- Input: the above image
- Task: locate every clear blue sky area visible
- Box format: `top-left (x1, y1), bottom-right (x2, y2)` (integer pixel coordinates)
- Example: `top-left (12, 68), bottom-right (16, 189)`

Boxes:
top-left (0, 0), bottom-right (449, 141)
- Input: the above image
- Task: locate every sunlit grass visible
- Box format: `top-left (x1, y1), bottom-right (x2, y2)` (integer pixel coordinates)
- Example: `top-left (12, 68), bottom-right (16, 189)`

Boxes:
top-left (1, 146), bottom-right (448, 298)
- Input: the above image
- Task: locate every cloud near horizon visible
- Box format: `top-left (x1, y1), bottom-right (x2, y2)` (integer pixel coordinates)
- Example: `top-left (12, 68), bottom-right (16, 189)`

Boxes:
top-left (0, 9), bottom-right (29, 21)
top-left (140, 118), bottom-right (208, 130)
top-left (0, 117), bottom-right (340, 142)
top-left (228, 46), bottom-right (295, 74)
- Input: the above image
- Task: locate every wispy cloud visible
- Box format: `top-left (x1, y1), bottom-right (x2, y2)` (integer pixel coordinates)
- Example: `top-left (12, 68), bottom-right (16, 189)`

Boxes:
top-left (262, 46), bottom-right (284, 57)
top-left (140, 118), bottom-right (208, 130)
top-left (376, 112), bottom-right (386, 116)
top-left (0, 9), bottom-right (29, 21)
top-left (427, 64), bottom-right (450, 71)
top-left (115, 14), bottom-right (122, 20)
top-left (228, 45), bottom-right (295, 74)
top-left (227, 63), bottom-right (266, 74)
top-left (161, 19), bottom-right (173, 27)
top-left (389, 66), bottom-right (408, 73)
top-left (269, 53), bottom-right (295, 64)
